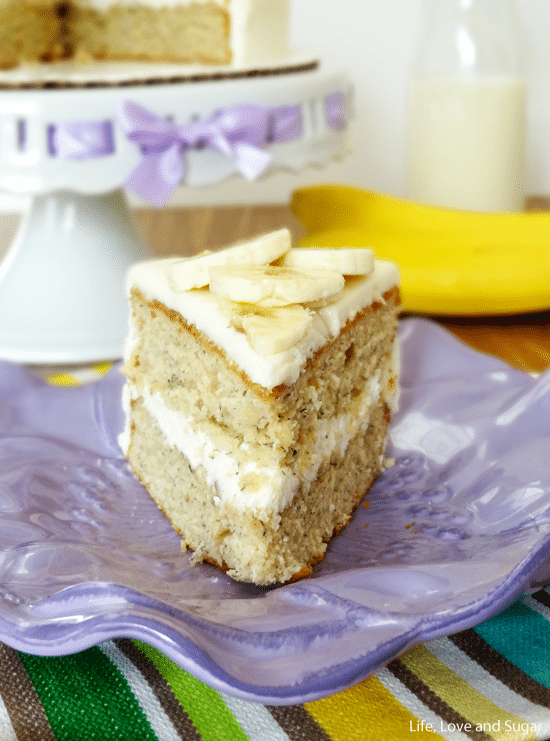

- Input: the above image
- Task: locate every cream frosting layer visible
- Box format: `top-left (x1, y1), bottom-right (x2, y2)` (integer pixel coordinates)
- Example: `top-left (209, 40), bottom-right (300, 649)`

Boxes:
top-left (126, 258), bottom-right (399, 390)
top-left (123, 366), bottom-right (392, 515)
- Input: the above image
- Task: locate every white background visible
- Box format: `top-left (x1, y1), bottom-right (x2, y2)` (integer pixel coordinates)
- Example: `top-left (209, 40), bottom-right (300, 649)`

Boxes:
top-left (1, 0), bottom-right (548, 210)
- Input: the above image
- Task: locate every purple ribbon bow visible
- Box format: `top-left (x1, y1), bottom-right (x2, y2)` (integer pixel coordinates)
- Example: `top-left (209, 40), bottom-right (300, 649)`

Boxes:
top-left (44, 92), bottom-right (351, 208)
top-left (118, 100), bottom-right (298, 207)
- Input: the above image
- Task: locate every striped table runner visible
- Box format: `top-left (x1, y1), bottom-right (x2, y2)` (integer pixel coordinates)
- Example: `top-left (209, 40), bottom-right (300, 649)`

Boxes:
top-left (1, 589), bottom-right (550, 740)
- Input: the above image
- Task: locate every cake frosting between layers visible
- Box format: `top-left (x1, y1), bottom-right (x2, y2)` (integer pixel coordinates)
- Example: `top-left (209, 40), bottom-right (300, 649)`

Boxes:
top-left (121, 359), bottom-right (395, 516)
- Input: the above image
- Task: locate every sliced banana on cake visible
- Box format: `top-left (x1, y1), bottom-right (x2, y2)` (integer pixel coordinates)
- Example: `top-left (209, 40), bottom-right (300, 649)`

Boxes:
top-left (209, 264), bottom-right (345, 307)
top-left (231, 304), bottom-right (314, 355)
top-left (279, 247), bottom-right (374, 276)
top-left (166, 228), bottom-right (291, 292)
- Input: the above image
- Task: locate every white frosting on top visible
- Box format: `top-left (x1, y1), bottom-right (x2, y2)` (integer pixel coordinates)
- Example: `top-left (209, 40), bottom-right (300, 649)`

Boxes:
top-left (126, 257), bottom-right (399, 390)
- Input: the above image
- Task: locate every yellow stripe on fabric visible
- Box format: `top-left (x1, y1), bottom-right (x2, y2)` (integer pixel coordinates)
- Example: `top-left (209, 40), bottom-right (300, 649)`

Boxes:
top-left (401, 644), bottom-right (537, 741)
top-left (135, 642), bottom-right (249, 741)
top-left (46, 362), bottom-right (113, 387)
top-left (47, 373), bottom-right (79, 387)
top-left (305, 674), bottom-right (447, 741)
top-left (93, 362), bottom-right (113, 375)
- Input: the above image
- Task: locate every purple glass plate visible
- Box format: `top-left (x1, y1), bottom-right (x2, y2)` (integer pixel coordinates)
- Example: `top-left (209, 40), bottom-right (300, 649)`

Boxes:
top-left (1, 317), bottom-right (550, 704)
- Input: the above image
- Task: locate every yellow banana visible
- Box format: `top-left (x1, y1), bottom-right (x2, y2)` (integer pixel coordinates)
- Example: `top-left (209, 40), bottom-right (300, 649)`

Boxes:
top-left (291, 185), bottom-right (550, 315)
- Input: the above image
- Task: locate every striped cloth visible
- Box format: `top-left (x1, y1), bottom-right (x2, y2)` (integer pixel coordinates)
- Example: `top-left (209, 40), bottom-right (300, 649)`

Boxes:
top-left (2, 366), bottom-right (547, 740)
top-left (1, 589), bottom-right (550, 740)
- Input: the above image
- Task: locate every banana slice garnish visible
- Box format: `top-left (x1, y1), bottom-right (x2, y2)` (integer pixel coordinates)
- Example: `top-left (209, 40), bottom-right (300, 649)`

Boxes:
top-left (209, 264), bottom-right (344, 307)
top-left (166, 228), bottom-right (291, 292)
top-left (229, 303), bottom-right (314, 356)
top-left (279, 247), bottom-right (374, 276)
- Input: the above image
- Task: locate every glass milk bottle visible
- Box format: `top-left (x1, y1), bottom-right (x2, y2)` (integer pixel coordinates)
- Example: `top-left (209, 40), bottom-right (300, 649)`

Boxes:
top-left (406, 0), bottom-right (526, 212)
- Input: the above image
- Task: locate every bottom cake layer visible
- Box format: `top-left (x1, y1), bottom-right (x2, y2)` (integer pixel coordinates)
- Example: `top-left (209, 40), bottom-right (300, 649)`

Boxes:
top-left (126, 398), bottom-right (390, 585)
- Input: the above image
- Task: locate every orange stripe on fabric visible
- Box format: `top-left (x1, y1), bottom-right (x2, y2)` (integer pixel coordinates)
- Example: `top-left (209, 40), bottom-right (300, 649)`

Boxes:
top-left (401, 644), bottom-right (537, 741)
top-left (305, 674), bottom-right (447, 741)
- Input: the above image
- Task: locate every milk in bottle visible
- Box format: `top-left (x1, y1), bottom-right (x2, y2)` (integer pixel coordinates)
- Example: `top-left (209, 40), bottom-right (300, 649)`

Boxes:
top-left (406, 0), bottom-right (526, 212)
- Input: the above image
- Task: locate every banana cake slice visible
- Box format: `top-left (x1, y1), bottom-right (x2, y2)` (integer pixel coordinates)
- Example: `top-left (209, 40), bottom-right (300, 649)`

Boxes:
top-left (119, 229), bottom-right (401, 585)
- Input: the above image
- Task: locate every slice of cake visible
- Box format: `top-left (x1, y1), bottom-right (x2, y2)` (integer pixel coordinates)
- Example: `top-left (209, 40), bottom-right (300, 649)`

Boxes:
top-left (119, 229), bottom-right (401, 585)
top-left (64, 0), bottom-right (290, 65)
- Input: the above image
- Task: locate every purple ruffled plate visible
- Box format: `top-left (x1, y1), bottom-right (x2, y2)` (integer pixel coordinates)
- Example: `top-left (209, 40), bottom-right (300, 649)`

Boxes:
top-left (1, 317), bottom-right (549, 704)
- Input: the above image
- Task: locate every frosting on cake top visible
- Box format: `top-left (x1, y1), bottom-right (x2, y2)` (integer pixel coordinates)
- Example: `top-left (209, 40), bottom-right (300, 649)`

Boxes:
top-left (126, 229), bottom-right (399, 389)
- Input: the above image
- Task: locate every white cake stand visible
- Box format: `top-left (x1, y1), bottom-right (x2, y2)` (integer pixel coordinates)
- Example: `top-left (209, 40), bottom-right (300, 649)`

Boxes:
top-left (0, 57), bottom-right (352, 364)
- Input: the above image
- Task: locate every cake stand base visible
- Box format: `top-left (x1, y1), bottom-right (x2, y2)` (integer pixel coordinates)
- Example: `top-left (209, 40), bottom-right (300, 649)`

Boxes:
top-left (0, 188), bottom-right (152, 364)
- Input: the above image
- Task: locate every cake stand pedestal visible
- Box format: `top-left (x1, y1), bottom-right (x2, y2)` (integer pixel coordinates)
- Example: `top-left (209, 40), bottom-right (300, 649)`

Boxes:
top-left (0, 60), bottom-right (352, 363)
top-left (0, 188), bottom-right (151, 363)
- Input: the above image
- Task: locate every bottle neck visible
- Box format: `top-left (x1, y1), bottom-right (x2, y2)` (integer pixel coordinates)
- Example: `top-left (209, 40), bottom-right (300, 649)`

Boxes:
top-left (413, 0), bottom-right (523, 78)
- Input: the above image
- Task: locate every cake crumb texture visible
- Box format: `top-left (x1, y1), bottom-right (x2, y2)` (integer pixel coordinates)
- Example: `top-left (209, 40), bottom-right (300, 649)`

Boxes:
top-left (0, 2), bottom-right (63, 68)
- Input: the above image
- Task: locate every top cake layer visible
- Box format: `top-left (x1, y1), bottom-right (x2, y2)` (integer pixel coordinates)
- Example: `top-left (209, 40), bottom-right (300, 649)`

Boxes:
top-left (125, 229), bottom-right (400, 390)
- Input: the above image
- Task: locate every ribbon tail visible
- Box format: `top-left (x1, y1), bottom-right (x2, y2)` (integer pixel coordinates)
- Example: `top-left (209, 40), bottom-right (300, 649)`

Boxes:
top-left (232, 142), bottom-right (272, 180)
top-left (125, 144), bottom-right (185, 207)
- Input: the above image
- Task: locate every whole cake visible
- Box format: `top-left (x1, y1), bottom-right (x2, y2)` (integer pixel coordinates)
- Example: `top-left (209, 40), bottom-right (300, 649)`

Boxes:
top-left (0, 0), bottom-right (290, 69)
top-left (119, 229), bottom-right (401, 585)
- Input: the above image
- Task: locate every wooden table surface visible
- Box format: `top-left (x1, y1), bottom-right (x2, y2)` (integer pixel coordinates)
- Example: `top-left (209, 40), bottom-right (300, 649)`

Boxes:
top-left (1, 199), bottom-right (549, 374)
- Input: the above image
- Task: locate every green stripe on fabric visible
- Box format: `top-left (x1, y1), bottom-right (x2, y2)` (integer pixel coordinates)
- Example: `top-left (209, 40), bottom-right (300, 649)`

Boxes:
top-left (474, 599), bottom-right (550, 689)
top-left (18, 646), bottom-right (159, 741)
top-left (136, 641), bottom-right (249, 741)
